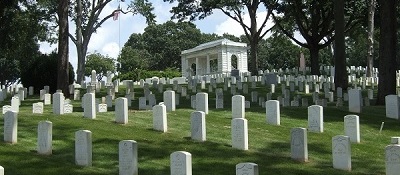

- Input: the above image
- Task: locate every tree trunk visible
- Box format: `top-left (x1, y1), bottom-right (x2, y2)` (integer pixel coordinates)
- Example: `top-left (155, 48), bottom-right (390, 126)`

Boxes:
top-left (309, 46), bottom-right (320, 75)
top-left (366, 0), bottom-right (376, 77)
top-left (249, 40), bottom-right (258, 75)
top-left (57, 0), bottom-right (70, 97)
top-left (376, 0), bottom-right (397, 105)
top-left (75, 0), bottom-right (84, 83)
top-left (334, 0), bottom-right (348, 90)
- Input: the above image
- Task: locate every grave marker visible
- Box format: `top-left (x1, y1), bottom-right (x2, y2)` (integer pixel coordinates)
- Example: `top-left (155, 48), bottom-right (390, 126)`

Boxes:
top-left (153, 104), bottom-right (167, 132)
top-left (291, 127), bottom-right (308, 162)
top-left (332, 135), bottom-right (351, 171)
top-left (75, 130), bottom-right (92, 166)
top-left (4, 111), bottom-right (17, 144)
top-left (170, 151), bottom-right (192, 175)
top-left (231, 118), bottom-right (248, 150)
top-left (191, 111), bottom-right (206, 142)
top-left (115, 97), bottom-right (128, 124)
top-left (119, 140), bottom-right (138, 175)
top-left (37, 121), bottom-right (52, 155)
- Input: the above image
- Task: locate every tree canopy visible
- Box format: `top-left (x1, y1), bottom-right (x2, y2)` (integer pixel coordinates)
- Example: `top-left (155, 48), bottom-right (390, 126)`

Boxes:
top-left (85, 53), bottom-right (116, 81)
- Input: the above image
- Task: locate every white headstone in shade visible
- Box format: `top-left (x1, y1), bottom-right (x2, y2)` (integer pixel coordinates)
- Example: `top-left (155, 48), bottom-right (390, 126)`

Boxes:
top-left (64, 104), bottom-right (73, 113)
top-left (266, 100), bottom-right (280, 125)
top-left (153, 104), bottom-right (167, 132)
top-left (385, 95), bottom-right (400, 119)
top-left (385, 144), bottom-right (400, 175)
top-left (191, 111), bottom-right (206, 142)
top-left (163, 90), bottom-right (176, 112)
top-left (0, 91), bottom-right (3, 102)
top-left (196, 92), bottom-right (208, 114)
top-left (0, 165), bottom-right (3, 175)
top-left (52, 92), bottom-right (65, 115)
top-left (348, 89), bottom-right (362, 113)
top-left (106, 95), bottom-right (113, 108)
top-left (44, 85), bottom-right (50, 93)
top-left (37, 121), bottom-right (52, 155)
top-left (308, 105), bottom-right (323, 133)
top-left (44, 93), bottom-right (51, 105)
top-left (83, 93), bottom-right (96, 119)
top-left (391, 137), bottom-right (400, 144)
top-left (32, 102), bottom-right (44, 114)
top-left (236, 162), bottom-right (259, 175)
top-left (2, 105), bottom-right (11, 114)
top-left (4, 111), bottom-right (17, 144)
top-left (232, 95), bottom-right (245, 119)
top-left (231, 118), bottom-right (248, 150)
top-left (291, 127), bottom-right (308, 162)
top-left (170, 151), bottom-right (192, 175)
top-left (10, 96), bottom-right (19, 112)
top-left (18, 89), bottom-right (24, 101)
top-left (74, 90), bottom-right (80, 100)
top-left (75, 130), bottom-right (92, 166)
top-left (332, 135), bottom-right (351, 171)
top-left (138, 97), bottom-right (147, 110)
top-left (115, 97), bottom-right (128, 124)
top-left (344, 115), bottom-right (360, 143)
top-left (98, 103), bottom-right (107, 113)
top-left (119, 140), bottom-right (138, 175)
top-left (216, 92), bottom-right (224, 109)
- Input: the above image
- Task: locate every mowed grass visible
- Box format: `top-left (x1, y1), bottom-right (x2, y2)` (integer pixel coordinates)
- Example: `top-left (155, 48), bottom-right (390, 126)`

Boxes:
top-left (0, 83), bottom-right (399, 175)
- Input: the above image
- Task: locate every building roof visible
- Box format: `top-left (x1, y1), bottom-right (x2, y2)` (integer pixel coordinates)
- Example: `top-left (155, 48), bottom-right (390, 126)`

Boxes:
top-left (181, 38), bottom-right (247, 55)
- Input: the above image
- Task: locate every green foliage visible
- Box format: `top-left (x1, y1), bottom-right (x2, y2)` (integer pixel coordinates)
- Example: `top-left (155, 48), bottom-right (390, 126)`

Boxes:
top-left (20, 53), bottom-right (74, 94)
top-left (85, 53), bottom-right (115, 81)
top-left (0, 57), bottom-right (20, 87)
top-left (122, 21), bottom-right (204, 70)
top-left (258, 34), bottom-right (301, 70)
top-left (115, 68), bottom-right (181, 81)
top-left (117, 46), bottom-right (151, 74)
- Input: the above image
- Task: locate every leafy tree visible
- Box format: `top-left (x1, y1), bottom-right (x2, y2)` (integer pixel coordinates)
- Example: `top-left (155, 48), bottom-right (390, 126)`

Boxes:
top-left (273, 0), bottom-right (365, 75)
top-left (164, 0), bottom-right (278, 75)
top-left (257, 33), bottom-right (301, 70)
top-left (57, 0), bottom-right (70, 97)
top-left (124, 21), bottom-right (203, 70)
top-left (67, 0), bottom-right (156, 83)
top-left (0, 0), bottom-right (49, 87)
top-left (85, 53), bottom-right (116, 81)
top-left (117, 46), bottom-right (151, 74)
top-left (376, 0), bottom-right (397, 105)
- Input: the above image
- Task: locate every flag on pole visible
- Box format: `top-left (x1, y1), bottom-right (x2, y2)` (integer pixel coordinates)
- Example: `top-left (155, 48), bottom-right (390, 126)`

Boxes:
top-left (113, 10), bottom-right (120, 21)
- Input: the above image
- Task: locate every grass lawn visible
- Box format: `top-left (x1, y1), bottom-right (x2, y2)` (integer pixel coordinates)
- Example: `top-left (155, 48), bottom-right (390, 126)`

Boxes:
top-left (0, 83), bottom-right (398, 175)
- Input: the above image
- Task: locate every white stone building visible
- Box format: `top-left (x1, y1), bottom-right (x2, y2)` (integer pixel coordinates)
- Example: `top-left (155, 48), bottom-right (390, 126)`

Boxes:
top-left (181, 39), bottom-right (248, 77)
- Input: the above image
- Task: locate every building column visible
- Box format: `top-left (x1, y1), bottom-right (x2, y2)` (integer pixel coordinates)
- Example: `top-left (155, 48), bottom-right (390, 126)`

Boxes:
top-left (195, 57), bottom-right (199, 76)
top-left (206, 54), bottom-right (210, 74)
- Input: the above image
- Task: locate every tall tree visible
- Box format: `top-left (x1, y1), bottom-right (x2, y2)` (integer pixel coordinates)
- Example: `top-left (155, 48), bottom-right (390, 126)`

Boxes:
top-left (334, 0), bottom-right (348, 90)
top-left (164, 0), bottom-right (278, 75)
top-left (69, 0), bottom-right (156, 83)
top-left (57, 0), bottom-right (70, 97)
top-left (366, 0), bottom-right (376, 77)
top-left (124, 21), bottom-right (203, 70)
top-left (376, 0), bottom-right (397, 105)
top-left (273, 0), bottom-right (364, 75)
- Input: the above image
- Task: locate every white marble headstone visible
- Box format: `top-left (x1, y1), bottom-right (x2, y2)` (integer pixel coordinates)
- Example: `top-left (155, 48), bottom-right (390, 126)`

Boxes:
top-left (291, 127), bottom-right (308, 162)
top-left (332, 135), bottom-right (351, 171)
top-left (4, 111), bottom-right (17, 144)
top-left (344, 115), bottom-right (360, 143)
top-left (119, 140), bottom-right (138, 175)
top-left (308, 105), bottom-right (323, 133)
top-left (153, 104), bottom-right (167, 132)
top-left (75, 130), bottom-right (92, 166)
top-left (236, 162), bottom-right (258, 175)
top-left (231, 118), bottom-right (248, 150)
top-left (191, 111), bottom-right (206, 142)
top-left (37, 121), bottom-right (52, 155)
top-left (266, 100), bottom-right (280, 125)
top-left (170, 151), bottom-right (192, 175)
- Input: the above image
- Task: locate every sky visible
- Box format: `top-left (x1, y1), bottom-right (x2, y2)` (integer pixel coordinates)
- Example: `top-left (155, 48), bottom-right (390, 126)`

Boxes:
top-left (39, 0), bottom-right (277, 74)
